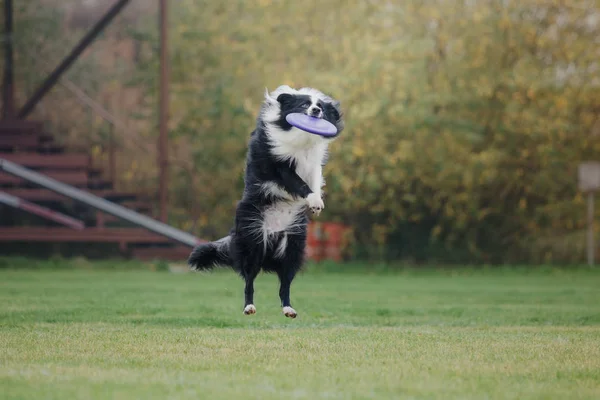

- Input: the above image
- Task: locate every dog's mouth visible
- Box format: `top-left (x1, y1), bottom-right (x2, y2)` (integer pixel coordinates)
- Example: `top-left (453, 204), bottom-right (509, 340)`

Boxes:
top-left (305, 111), bottom-right (323, 119)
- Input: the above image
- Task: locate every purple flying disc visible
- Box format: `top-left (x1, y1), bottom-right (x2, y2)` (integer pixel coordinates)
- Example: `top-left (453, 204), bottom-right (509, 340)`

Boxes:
top-left (286, 113), bottom-right (338, 137)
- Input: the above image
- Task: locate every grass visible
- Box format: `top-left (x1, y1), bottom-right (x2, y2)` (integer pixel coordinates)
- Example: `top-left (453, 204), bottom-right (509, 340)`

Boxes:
top-left (1, 260), bottom-right (600, 399)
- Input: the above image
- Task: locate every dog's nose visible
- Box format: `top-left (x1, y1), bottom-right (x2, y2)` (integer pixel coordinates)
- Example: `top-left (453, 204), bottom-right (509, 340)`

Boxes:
top-left (310, 107), bottom-right (322, 117)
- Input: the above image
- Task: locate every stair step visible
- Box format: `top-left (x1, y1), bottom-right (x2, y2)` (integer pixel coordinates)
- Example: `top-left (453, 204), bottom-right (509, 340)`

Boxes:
top-left (0, 153), bottom-right (90, 169)
top-left (0, 227), bottom-right (175, 244)
top-left (0, 119), bottom-right (202, 261)
top-left (0, 134), bottom-right (51, 148)
top-left (0, 170), bottom-right (89, 187)
top-left (0, 121), bottom-right (44, 134)
top-left (88, 167), bottom-right (104, 177)
top-left (0, 135), bottom-right (60, 152)
top-left (1, 188), bottom-right (140, 202)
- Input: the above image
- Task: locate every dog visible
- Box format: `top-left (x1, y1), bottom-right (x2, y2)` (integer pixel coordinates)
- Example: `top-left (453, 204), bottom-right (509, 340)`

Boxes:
top-left (188, 85), bottom-right (344, 318)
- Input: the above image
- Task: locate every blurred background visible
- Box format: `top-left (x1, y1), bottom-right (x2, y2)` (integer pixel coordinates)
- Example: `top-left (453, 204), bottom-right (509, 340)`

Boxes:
top-left (1, 0), bottom-right (599, 265)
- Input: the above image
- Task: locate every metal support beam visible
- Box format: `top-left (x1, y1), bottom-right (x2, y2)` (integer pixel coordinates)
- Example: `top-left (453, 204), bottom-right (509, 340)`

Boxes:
top-left (158, 0), bottom-right (169, 222)
top-left (0, 158), bottom-right (202, 247)
top-left (0, 191), bottom-right (84, 230)
top-left (2, 0), bottom-right (15, 119)
top-left (17, 0), bottom-right (132, 119)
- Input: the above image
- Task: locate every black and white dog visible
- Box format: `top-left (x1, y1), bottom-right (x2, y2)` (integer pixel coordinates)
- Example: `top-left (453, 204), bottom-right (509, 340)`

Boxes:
top-left (188, 85), bottom-right (344, 318)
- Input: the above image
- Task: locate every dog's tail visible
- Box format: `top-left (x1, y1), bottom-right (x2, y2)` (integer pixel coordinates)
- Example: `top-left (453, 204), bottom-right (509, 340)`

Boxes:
top-left (188, 235), bottom-right (233, 271)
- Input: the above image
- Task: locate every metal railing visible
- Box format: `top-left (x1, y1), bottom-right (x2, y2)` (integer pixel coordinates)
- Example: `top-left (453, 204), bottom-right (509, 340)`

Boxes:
top-left (0, 158), bottom-right (202, 247)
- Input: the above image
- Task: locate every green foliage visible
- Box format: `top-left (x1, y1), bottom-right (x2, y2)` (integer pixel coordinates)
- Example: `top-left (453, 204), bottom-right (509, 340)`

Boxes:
top-left (8, 1), bottom-right (600, 263)
top-left (6, 3), bottom-right (62, 99)
top-left (130, 0), bottom-right (599, 263)
top-left (131, 1), bottom-right (600, 262)
top-left (2, 2), bottom-right (118, 154)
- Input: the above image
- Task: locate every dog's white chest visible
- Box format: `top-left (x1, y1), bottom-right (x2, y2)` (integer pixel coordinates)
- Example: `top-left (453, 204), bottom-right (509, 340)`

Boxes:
top-left (262, 201), bottom-right (305, 234)
top-left (293, 147), bottom-right (322, 186)
top-left (268, 127), bottom-right (327, 179)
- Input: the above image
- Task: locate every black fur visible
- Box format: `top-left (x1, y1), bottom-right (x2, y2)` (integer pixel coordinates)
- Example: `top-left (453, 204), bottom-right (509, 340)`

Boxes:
top-left (188, 86), bottom-right (343, 317)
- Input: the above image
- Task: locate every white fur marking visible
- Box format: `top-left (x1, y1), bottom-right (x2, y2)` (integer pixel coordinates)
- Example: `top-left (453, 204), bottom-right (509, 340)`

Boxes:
top-left (262, 201), bottom-right (305, 234)
top-left (243, 304), bottom-right (256, 315)
top-left (307, 95), bottom-right (324, 118)
top-left (267, 125), bottom-right (327, 163)
top-left (258, 182), bottom-right (293, 201)
top-left (265, 125), bottom-right (328, 217)
top-left (244, 201), bottom-right (304, 256)
top-left (310, 163), bottom-right (324, 199)
top-left (274, 232), bottom-right (288, 259)
top-left (306, 193), bottom-right (324, 215)
top-left (283, 306), bottom-right (297, 318)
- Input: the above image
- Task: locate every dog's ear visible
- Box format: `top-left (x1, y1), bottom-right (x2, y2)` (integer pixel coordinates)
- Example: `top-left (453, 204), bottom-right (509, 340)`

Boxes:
top-left (277, 93), bottom-right (294, 105)
top-left (326, 102), bottom-right (341, 121)
top-left (325, 100), bottom-right (342, 121)
top-left (324, 99), bottom-right (344, 132)
top-left (264, 87), bottom-right (277, 104)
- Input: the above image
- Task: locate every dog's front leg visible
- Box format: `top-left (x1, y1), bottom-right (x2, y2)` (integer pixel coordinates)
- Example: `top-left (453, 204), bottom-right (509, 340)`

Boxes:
top-left (308, 164), bottom-right (325, 215)
top-left (276, 165), bottom-right (323, 215)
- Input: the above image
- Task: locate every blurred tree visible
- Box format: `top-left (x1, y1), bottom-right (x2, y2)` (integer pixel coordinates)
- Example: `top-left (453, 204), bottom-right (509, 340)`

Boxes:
top-left (3, 2), bottom-right (63, 106)
top-left (9, 0), bottom-right (598, 263)
top-left (132, 0), bottom-right (600, 263)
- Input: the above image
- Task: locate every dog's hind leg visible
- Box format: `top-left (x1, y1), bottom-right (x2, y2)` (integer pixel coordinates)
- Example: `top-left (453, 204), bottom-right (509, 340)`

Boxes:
top-left (272, 229), bottom-right (306, 319)
top-left (230, 231), bottom-right (262, 315)
top-left (243, 267), bottom-right (260, 315)
top-left (277, 269), bottom-right (297, 318)
top-left (263, 257), bottom-right (298, 318)
top-left (237, 253), bottom-right (261, 315)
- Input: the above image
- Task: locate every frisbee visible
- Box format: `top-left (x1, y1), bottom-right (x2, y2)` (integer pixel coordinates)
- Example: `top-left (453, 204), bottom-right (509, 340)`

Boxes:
top-left (285, 113), bottom-right (338, 137)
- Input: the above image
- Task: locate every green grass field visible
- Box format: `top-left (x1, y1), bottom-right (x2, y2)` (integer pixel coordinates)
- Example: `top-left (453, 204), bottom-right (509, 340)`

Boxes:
top-left (1, 260), bottom-right (599, 399)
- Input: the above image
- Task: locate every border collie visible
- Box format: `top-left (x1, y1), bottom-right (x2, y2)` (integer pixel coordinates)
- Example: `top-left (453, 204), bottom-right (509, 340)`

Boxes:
top-left (188, 85), bottom-right (344, 318)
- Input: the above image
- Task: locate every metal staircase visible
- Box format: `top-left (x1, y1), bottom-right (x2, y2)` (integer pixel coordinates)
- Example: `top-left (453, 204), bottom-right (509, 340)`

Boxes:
top-left (0, 120), bottom-right (200, 260)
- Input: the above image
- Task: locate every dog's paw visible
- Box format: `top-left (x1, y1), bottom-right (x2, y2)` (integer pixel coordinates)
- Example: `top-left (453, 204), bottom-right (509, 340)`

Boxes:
top-left (243, 304), bottom-right (256, 315)
top-left (306, 193), bottom-right (324, 215)
top-left (282, 306), bottom-right (297, 319)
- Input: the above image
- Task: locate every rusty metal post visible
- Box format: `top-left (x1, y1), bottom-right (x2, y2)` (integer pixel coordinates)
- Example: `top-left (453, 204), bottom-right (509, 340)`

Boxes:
top-left (579, 163), bottom-right (600, 267)
top-left (108, 123), bottom-right (116, 186)
top-left (2, 0), bottom-right (15, 119)
top-left (158, 0), bottom-right (169, 223)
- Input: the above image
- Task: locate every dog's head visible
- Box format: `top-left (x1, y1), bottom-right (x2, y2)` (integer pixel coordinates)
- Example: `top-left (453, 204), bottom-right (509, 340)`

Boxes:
top-left (261, 85), bottom-right (344, 139)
